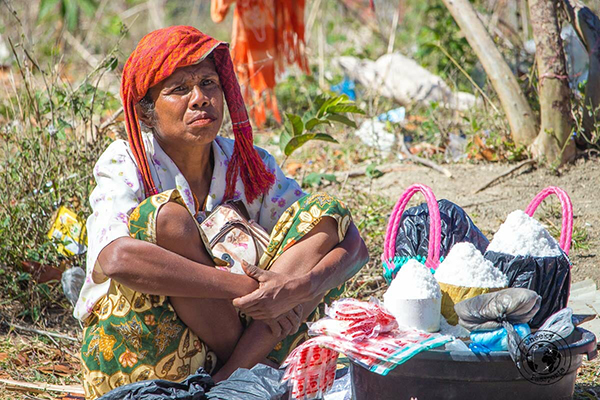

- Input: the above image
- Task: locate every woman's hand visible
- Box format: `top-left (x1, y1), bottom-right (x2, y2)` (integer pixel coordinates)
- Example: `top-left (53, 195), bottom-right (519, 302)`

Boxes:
top-left (233, 261), bottom-right (308, 320)
top-left (263, 304), bottom-right (304, 339)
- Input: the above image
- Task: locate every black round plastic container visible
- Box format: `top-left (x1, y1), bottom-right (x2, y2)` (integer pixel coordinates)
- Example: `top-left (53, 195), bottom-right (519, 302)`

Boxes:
top-left (351, 327), bottom-right (597, 400)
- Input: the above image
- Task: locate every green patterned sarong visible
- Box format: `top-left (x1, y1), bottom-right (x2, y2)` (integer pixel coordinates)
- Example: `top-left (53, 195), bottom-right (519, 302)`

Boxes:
top-left (81, 190), bottom-right (351, 399)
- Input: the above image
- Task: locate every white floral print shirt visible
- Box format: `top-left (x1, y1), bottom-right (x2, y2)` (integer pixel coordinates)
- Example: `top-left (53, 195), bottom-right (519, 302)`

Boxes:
top-left (74, 133), bottom-right (305, 321)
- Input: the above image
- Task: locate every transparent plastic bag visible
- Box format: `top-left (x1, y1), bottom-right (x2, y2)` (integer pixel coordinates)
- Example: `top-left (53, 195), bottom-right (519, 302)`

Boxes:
top-left (445, 339), bottom-right (470, 352)
top-left (323, 368), bottom-right (351, 400)
top-left (535, 308), bottom-right (574, 340)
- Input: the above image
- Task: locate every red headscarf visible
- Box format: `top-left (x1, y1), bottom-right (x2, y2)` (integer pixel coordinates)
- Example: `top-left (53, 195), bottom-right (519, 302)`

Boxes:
top-left (120, 25), bottom-right (275, 203)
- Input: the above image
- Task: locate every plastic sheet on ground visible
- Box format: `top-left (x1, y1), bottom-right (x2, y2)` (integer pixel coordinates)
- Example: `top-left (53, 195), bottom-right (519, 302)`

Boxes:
top-left (206, 364), bottom-right (287, 400)
top-left (96, 368), bottom-right (213, 400)
top-left (335, 53), bottom-right (478, 110)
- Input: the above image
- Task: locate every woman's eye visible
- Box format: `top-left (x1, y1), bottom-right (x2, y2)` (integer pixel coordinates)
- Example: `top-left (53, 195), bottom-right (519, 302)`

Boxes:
top-left (201, 79), bottom-right (216, 86)
top-left (172, 86), bottom-right (186, 93)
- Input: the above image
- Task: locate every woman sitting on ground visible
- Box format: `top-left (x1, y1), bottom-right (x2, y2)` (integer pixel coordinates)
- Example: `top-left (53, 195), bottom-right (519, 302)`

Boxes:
top-left (74, 26), bottom-right (369, 399)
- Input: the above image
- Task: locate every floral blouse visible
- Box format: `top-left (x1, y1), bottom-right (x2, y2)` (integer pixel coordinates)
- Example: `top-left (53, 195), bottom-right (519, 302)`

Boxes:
top-left (74, 133), bottom-right (305, 321)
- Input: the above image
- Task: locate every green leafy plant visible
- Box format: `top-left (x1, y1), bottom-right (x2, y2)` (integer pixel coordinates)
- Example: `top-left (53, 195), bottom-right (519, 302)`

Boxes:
top-left (0, 35), bottom-right (120, 323)
top-left (415, 2), bottom-right (478, 91)
top-left (302, 172), bottom-right (338, 188)
top-left (38, 0), bottom-right (98, 32)
top-left (279, 94), bottom-right (365, 166)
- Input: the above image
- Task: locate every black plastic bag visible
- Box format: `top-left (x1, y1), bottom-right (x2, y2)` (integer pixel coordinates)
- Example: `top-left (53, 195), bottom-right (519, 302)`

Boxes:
top-left (97, 368), bottom-right (213, 400)
top-left (385, 199), bottom-right (489, 282)
top-left (206, 364), bottom-right (287, 400)
top-left (484, 251), bottom-right (571, 328)
top-left (97, 364), bottom-right (287, 400)
top-left (454, 288), bottom-right (541, 331)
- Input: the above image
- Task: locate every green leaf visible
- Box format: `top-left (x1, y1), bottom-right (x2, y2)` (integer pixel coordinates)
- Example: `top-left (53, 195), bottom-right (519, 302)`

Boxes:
top-left (314, 94), bottom-right (329, 110)
top-left (279, 129), bottom-right (292, 153)
top-left (78, 0), bottom-right (98, 16)
top-left (302, 172), bottom-right (338, 188)
top-left (317, 95), bottom-right (348, 118)
top-left (64, 0), bottom-right (79, 32)
top-left (305, 117), bottom-right (331, 131)
top-left (285, 113), bottom-right (304, 137)
top-left (327, 104), bottom-right (365, 115)
top-left (326, 113), bottom-right (357, 128)
top-left (366, 163), bottom-right (384, 179)
top-left (284, 133), bottom-right (338, 157)
top-left (38, 0), bottom-right (61, 19)
top-left (104, 56), bottom-right (118, 72)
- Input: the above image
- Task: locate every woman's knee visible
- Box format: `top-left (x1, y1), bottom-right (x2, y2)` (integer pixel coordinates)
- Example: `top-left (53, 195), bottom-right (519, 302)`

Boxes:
top-left (300, 192), bottom-right (352, 242)
top-left (156, 201), bottom-right (199, 248)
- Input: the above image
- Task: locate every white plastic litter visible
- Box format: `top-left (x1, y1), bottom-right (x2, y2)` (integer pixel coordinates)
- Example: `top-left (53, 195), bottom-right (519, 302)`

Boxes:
top-left (61, 266), bottom-right (86, 306)
top-left (384, 259), bottom-right (441, 300)
top-left (439, 315), bottom-right (470, 338)
top-left (445, 338), bottom-right (471, 351)
top-left (435, 242), bottom-right (508, 288)
top-left (487, 210), bottom-right (562, 257)
top-left (335, 53), bottom-right (478, 110)
top-left (355, 119), bottom-right (396, 154)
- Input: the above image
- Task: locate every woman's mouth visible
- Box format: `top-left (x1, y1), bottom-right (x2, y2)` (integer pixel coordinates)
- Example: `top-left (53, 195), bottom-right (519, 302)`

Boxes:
top-left (190, 118), bottom-right (215, 127)
top-left (189, 114), bottom-right (216, 127)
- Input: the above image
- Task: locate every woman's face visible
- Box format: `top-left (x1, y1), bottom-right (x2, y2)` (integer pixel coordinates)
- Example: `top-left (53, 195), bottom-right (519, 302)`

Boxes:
top-left (142, 56), bottom-right (224, 150)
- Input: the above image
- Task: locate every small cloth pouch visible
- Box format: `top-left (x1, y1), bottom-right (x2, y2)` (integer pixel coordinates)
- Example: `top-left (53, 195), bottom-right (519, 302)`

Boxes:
top-left (200, 200), bottom-right (270, 274)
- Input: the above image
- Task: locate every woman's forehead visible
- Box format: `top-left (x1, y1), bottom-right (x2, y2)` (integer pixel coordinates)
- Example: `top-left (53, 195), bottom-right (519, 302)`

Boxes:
top-left (163, 58), bottom-right (218, 84)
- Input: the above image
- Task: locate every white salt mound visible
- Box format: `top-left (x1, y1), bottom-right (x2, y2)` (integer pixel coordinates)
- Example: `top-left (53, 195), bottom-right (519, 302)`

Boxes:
top-left (435, 242), bottom-right (508, 288)
top-left (487, 210), bottom-right (562, 257)
top-left (384, 259), bottom-right (441, 301)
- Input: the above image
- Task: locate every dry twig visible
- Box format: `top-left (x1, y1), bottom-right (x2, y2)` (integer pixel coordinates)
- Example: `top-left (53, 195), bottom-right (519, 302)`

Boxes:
top-left (0, 379), bottom-right (84, 395)
top-left (473, 159), bottom-right (536, 193)
top-left (399, 136), bottom-right (453, 178)
top-left (6, 322), bottom-right (79, 343)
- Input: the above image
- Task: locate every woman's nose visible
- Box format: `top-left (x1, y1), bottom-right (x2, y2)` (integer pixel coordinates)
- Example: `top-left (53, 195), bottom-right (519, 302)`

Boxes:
top-left (189, 85), bottom-right (210, 109)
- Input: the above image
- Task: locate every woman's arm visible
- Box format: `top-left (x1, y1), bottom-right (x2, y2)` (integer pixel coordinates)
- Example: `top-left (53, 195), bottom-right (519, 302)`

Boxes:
top-left (232, 221), bottom-right (369, 319)
top-left (98, 237), bottom-right (259, 299)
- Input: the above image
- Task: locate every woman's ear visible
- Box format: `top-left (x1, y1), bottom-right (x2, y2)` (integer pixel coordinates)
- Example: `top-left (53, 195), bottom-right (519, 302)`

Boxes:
top-left (135, 103), bottom-right (154, 128)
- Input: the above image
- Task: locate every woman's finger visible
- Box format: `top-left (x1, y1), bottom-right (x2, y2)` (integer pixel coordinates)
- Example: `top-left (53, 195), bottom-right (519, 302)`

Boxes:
top-left (277, 315), bottom-right (293, 338)
top-left (287, 306), bottom-right (302, 335)
top-left (265, 319), bottom-right (282, 337)
top-left (293, 304), bottom-right (304, 319)
top-left (232, 292), bottom-right (261, 309)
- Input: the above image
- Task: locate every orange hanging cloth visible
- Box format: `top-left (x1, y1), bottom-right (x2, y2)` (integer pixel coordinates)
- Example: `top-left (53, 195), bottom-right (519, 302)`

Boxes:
top-left (211, 0), bottom-right (309, 127)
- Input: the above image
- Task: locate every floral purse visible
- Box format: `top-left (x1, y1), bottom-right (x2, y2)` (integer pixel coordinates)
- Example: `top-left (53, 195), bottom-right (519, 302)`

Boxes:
top-left (199, 200), bottom-right (270, 274)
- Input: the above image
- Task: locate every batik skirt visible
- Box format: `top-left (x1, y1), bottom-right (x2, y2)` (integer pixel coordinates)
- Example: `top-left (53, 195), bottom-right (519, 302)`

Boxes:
top-left (80, 190), bottom-right (351, 399)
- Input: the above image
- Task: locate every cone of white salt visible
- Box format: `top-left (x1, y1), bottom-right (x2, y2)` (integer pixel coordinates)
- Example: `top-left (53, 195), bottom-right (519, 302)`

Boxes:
top-left (487, 210), bottom-right (562, 257)
top-left (383, 259), bottom-right (442, 332)
top-left (435, 242), bottom-right (508, 288)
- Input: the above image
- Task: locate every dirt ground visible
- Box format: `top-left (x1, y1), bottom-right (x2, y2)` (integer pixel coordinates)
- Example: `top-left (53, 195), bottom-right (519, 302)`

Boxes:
top-left (366, 156), bottom-right (600, 285)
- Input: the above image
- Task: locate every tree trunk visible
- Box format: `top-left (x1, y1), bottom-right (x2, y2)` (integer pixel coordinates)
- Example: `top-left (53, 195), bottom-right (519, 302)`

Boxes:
top-left (441, 0), bottom-right (538, 146)
top-left (562, 0), bottom-right (600, 146)
top-left (529, 0), bottom-right (576, 165)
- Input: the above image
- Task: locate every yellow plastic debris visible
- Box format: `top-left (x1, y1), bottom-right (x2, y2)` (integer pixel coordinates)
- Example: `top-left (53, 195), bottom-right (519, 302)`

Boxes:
top-left (47, 206), bottom-right (87, 256)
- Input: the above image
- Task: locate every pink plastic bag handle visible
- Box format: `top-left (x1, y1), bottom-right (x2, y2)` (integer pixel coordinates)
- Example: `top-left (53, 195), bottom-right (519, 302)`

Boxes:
top-left (524, 186), bottom-right (573, 256)
top-left (382, 184), bottom-right (442, 270)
